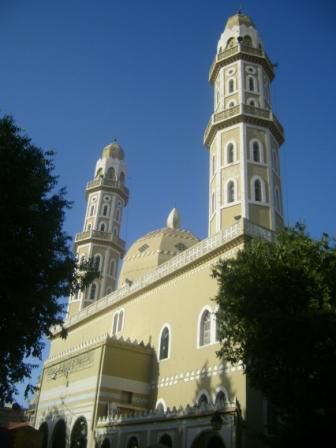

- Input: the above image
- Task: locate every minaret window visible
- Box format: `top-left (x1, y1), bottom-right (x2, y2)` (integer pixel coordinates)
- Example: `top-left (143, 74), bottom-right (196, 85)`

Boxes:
top-left (99, 223), bottom-right (106, 232)
top-left (159, 326), bottom-right (170, 360)
top-left (107, 167), bottom-right (115, 180)
top-left (211, 154), bottom-right (216, 176)
top-left (211, 192), bottom-right (215, 214)
top-left (228, 78), bottom-right (235, 94)
top-left (215, 390), bottom-right (227, 405)
top-left (227, 143), bottom-right (235, 164)
top-left (247, 98), bottom-right (257, 107)
top-left (102, 204), bottom-right (109, 216)
top-left (226, 37), bottom-right (235, 49)
top-left (243, 35), bottom-right (252, 46)
top-left (86, 224), bottom-right (91, 231)
top-left (89, 205), bottom-right (95, 216)
top-left (227, 181), bottom-right (235, 203)
top-left (197, 392), bottom-right (209, 407)
top-left (247, 76), bottom-right (256, 92)
top-left (251, 141), bottom-right (262, 163)
top-left (112, 314), bottom-right (118, 334)
top-left (200, 310), bottom-right (211, 346)
top-left (119, 172), bottom-right (125, 184)
top-left (89, 283), bottom-right (97, 300)
top-left (254, 179), bottom-right (262, 202)
top-left (94, 255), bottom-right (102, 271)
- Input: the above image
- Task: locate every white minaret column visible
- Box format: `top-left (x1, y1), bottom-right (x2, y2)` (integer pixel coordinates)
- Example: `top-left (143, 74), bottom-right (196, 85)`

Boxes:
top-left (204, 12), bottom-right (285, 236)
top-left (68, 141), bottom-right (129, 314)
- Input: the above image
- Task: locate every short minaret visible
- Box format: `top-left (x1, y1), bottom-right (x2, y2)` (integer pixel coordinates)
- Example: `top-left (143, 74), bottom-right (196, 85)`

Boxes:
top-left (68, 141), bottom-right (129, 316)
top-left (204, 12), bottom-right (284, 236)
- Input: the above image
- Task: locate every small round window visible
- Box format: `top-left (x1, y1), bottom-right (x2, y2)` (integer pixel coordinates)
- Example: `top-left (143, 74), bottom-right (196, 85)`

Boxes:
top-left (246, 65), bottom-right (256, 74)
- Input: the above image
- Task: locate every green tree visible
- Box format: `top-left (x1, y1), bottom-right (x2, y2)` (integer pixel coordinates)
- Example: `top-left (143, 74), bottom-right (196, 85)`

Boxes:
top-left (212, 224), bottom-right (336, 447)
top-left (0, 115), bottom-right (95, 404)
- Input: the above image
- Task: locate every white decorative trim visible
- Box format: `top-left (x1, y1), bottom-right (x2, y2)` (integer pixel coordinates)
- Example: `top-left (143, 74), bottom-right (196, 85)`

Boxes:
top-left (196, 389), bottom-right (211, 405)
top-left (155, 398), bottom-right (167, 412)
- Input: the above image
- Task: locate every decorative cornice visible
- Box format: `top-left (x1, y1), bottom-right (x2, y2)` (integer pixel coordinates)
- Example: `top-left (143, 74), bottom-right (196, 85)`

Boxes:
top-left (96, 400), bottom-right (237, 427)
top-left (209, 44), bottom-right (274, 83)
top-left (52, 220), bottom-right (272, 334)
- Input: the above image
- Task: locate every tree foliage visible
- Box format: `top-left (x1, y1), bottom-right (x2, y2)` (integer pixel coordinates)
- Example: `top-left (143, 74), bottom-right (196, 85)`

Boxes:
top-left (213, 224), bottom-right (336, 446)
top-left (0, 115), bottom-right (96, 404)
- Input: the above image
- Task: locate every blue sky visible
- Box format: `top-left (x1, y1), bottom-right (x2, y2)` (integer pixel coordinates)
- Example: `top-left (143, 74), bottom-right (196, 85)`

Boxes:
top-left (1, 0), bottom-right (335, 405)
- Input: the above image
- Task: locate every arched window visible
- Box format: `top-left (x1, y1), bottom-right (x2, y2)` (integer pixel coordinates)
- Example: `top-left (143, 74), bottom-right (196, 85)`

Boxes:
top-left (99, 222), bottom-right (106, 232)
top-left (112, 313), bottom-right (118, 335)
top-left (118, 310), bottom-right (124, 332)
top-left (94, 255), bottom-right (101, 271)
top-left (86, 223), bottom-right (91, 231)
top-left (228, 78), bottom-right (234, 93)
top-left (227, 143), bottom-right (235, 164)
top-left (95, 168), bottom-right (103, 178)
top-left (198, 393), bottom-right (209, 407)
top-left (52, 419), bottom-right (66, 448)
top-left (102, 204), bottom-right (109, 216)
top-left (89, 283), bottom-right (97, 300)
top-left (212, 154), bottom-right (216, 176)
top-left (155, 399), bottom-right (166, 413)
top-left (71, 417), bottom-right (87, 448)
top-left (254, 179), bottom-right (262, 202)
top-left (127, 437), bottom-right (139, 448)
top-left (226, 37), bottom-right (235, 48)
top-left (107, 167), bottom-right (115, 180)
top-left (200, 310), bottom-right (211, 346)
top-left (252, 141), bottom-right (261, 162)
top-left (248, 76), bottom-right (256, 92)
top-left (159, 434), bottom-right (173, 448)
top-left (215, 390), bottom-right (227, 405)
top-left (159, 326), bottom-right (170, 360)
top-left (227, 181), bottom-right (235, 203)
top-left (89, 205), bottom-right (95, 216)
top-left (243, 35), bottom-right (252, 46)
top-left (119, 172), bottom-right (125, 184)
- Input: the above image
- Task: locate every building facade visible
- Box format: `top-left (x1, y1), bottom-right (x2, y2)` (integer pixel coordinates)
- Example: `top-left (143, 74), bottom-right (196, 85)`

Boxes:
top-left (33, 12), bottom-right (284, 448)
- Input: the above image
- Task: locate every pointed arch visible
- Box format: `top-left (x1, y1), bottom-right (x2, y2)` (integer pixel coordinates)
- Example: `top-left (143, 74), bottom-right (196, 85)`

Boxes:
top-left (159, 324), bottom-right (171, 360)
top-left (199, 307), bottom-right (212, 347)
top-left (227, 78), bottom-right (235, 94)
top-left (107, 166), bottom-right (115, 180)
top-left (226, 141), bottom-right (235, 164)
top-left (251, 176), bottom-right (266, 203)
top-left (249, 139), bottom-right (263, 163)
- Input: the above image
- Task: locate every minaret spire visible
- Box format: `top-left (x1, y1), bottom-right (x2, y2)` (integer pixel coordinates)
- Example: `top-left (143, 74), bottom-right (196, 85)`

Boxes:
top-left (68, 141), bottom-right (129, 316)
top-left (204, 13), bottom-right (284, 236)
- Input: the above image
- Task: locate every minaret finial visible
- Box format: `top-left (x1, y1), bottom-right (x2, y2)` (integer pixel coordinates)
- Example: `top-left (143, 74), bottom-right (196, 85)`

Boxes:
top-left (166, 208), bottom-right (180, 229)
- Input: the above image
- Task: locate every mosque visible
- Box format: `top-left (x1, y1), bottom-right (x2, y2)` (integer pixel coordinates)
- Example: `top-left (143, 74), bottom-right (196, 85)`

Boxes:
top-left (33, 12), bottom-right (284, 448)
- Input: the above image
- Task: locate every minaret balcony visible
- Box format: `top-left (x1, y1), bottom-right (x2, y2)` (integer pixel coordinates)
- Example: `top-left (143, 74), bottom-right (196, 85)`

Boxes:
top-left (204, 104), bottom-right (284, 147)
top-left (74, 229), bottom-right (126, 253)
top-left (86, 178), bottom-right (129, 203)
top-left (209, 44), bottom-right (274, 83)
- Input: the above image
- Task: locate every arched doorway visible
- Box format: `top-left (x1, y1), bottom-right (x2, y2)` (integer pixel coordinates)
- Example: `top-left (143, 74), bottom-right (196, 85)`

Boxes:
top-left (52, 419), bottom-right (66, 448)
top-left (101, 438), bottom-right (110, 448)
top-left (70, 416), bottom-right (88, 448)
top-left (39, 422), bottom-right (48, 448)
top-left (159, 433), bottom-right (173, 447)
top-left (191, 431), bottom-right (225, 448)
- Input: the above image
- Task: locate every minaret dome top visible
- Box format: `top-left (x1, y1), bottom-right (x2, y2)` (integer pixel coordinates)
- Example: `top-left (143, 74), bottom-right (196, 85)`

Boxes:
top-left (102, 140), bottom-right (125, 160)
top-left (217, 12), bottom-right (263, 54)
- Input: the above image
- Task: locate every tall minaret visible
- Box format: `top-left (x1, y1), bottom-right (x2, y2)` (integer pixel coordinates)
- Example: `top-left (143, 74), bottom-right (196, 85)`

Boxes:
top-left (204, 12), bottom-right (284, 236)
top-left (68, 141), bottom-right (129, 317)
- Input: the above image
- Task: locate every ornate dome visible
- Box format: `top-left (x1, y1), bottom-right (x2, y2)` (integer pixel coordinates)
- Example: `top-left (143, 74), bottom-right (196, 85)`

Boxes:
top-left (226, 12), bottom-right (256, 30)
top-left (102, 140), bottom-right (125, 160)
top-left (119, 209), bottom-right (199, 286)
